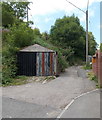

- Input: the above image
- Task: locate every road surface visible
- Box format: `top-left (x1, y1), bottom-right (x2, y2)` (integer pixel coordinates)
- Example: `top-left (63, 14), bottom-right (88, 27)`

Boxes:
top-left (1, 66), bottom-right (97, 118)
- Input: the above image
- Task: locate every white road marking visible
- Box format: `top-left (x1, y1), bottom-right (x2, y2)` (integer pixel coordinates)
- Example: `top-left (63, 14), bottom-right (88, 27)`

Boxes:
top-left (57, 89), bottom-right (99, 119)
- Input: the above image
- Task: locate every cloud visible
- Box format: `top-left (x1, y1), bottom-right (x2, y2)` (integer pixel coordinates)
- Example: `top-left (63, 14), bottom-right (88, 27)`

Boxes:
top-left (45, 18), bottom-right (52, 23)
top-left (29, 0), bottom-right (101, 16)
top-left (28, 0), bottom-right (101, 31)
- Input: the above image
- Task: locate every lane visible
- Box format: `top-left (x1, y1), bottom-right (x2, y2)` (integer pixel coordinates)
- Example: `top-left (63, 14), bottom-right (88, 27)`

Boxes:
top-left (2, 66), bottom-right (97, 118)
top-left (2, 96), bottom-right (61, 118)
top-left (60, 89), bottom-right (100, 118)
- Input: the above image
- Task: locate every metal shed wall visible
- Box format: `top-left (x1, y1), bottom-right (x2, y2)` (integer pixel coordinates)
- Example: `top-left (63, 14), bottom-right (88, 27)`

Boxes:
top-left (17, 52), bottom-right (36, 76)
top-left (17, 52), bottom-right (57, 76)
top-left (36, 52), bottom-right (57, 76)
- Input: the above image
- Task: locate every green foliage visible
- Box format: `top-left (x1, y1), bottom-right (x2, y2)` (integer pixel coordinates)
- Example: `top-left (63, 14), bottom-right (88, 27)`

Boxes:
top-left (45, 76), bottom-right (56, 81)
top-left (2, 48), bottom-right (17, 84)
top-left (2, 23), bottom-right (34, 85)
top-left (57, 52), bottom-right (68, 72)
top-left (88, 72), bottom-right (98, 83)
top-left (2, 76), bottom-right (29, 87)
top-left (33, 28), bottom-right (41, 38)
top-left (88, 32), bottom-right (98, 55)
top-left (50, 15), bottom-right (86, 63)
top-left (2, 1), bottom-right (35, 85)
top-left (2, 23), bottom-right (34, 48)
top-left (42, 32), bottom-right (50, 40)
top-left (2, 7), bottom-right (97, 86)
top-left (2, 23), bottom-right (68, 85)
top-left (100, 43), bottom-right (102, 52)
top-left (8, 23), bottom-right (34, 48)
top-left (2, 2), bottom-right (31, 28)
top-left (83, 64), bottom-right (92, 70)
top-left (50, 15), bottom-right (97, 65)
top-left (2, 2), bottom-right (15, 28)
top-left (10, 2), bottom-right (30, 19)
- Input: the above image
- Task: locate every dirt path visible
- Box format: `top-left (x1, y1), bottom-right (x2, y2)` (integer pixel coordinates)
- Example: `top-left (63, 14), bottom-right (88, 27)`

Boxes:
top-left (2, 66), bottom-right (96, 110)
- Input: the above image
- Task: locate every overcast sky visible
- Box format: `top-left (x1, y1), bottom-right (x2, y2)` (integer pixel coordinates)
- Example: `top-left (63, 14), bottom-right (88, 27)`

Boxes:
top-left (26, 0), bottom-right (101, 45)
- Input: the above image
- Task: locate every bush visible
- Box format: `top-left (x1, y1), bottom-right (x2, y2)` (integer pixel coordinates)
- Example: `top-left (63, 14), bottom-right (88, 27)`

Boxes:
top-left (2, 45), bottom-right (17, 84)
top-left (88, 72), bottom-right (98, 83)
top-left (2, 23), bottom-right (34, 85)
top-left (8, 23), bottom-right (34, 48)
top-left (83, 63), bottom-right (92, 70)
top-left (2, 55), bottom-right (17, 84)
top-left (100, 43), bottom-right (102, 52)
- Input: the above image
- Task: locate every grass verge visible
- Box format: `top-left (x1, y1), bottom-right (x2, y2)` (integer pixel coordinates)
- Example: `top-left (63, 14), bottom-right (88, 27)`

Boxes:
top-left (88, 72), bottom-right (98, 82)
top-left (83, 64), bottom-right (92, 70)
top-left (87, 71), bottom-right (100, 88)
top-left (2, 76), bottom-right (30, 87)
top-left (2, 76), bottom-right (56, 87)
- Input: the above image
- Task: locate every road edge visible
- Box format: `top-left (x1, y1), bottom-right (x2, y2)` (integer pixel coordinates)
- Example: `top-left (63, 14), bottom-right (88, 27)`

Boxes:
top-left (57, 89), bottom-right (100, 118)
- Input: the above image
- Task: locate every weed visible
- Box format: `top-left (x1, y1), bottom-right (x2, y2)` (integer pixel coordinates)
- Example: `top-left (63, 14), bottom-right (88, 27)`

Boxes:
top-left (83, 64), bottom-right (92, 70)
top-left (2, 76), bottom-right (29, 87)
top-left (44, 76), bottom-right (56, 81)
top-left (88, 71), bottom-right (98, 83)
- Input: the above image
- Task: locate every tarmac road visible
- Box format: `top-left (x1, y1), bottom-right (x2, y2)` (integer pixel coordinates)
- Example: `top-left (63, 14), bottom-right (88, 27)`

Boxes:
top-left (58, 89), bottom-right (100, 118)
top-left (1, 66), bottom-right (97, 118)
top-left (2, 96), bottom-right (61, 118)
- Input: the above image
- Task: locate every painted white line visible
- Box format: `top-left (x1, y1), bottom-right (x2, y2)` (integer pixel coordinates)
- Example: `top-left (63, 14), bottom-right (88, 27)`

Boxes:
top-left (75, 89), bottom-right (99, 100)
top-left (57, 89), bottom-right (99, 119)
top-left (57, 99), bottom-right (74, 119)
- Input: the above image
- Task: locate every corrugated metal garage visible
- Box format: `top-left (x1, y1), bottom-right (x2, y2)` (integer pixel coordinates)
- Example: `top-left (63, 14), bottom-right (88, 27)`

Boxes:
top-left (17, 44), bottom-right (57, 76)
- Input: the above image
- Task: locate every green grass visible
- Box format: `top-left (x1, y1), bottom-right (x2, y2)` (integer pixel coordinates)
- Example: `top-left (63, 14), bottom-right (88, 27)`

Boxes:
top-left (2, 76), bottom-right (30, 87)
top-left (88, 71), bottom-right (98, 83)
top-left (2, 75), bottom-right (56, 87)
top-left (83, 64), bottom-right (92, 70)
top-left (87, 71), bottom-right (102, 88)
top-left (87, 71), bottom-right (100, 88)
top-left (44, 76), bottom-right (56, 81)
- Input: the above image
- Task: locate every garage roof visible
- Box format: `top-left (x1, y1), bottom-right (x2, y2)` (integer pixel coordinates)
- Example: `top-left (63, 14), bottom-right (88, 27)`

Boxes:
top-left (20, 44), bottom-right (54, 52)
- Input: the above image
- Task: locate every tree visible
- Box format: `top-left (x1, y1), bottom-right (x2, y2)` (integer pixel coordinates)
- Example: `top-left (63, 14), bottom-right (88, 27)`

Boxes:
top-left (50, 15), bottom-right (86, 60)
top-left (42, 32), bottom-right (49, 40)
top-left (2, 2), bottom-right (34, 85)
top-left (33, 28), bottom-right (41, 38)
top-left (2, 2), bottom-right (15, 28)
top-left (6, 23), bottom-right (34, 48)
top-left (100, 43), bottom-right (102, 52)
top-left (88, 32), bottom-right (97, 55)
top-left (2, 2), bottom-right (31, 28)
top-left (10, 2), bottom-right (30, 20)
top-left (2, 23), bottom-right (34, 84)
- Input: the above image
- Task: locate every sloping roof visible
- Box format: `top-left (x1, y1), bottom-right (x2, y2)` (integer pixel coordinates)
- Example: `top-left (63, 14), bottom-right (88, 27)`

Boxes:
top-left (20, 44), bottom-right (54, 52)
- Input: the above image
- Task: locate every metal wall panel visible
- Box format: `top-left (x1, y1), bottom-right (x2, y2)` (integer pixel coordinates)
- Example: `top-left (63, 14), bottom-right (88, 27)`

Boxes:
top-left (36, 52), bottom-right (43, 76)
top-left (46, 53), bottom-right (49, 75)
top-left (50, 53), bottom-right (53, 75)
top-left (18, 51), bottom-right (57, 76)
top-left (39, 53), bottom-right (42, 76)
top-left (45, 53), bottom-right (48, 75)
top-left (53, 52), bottom-right (57, 75)
top-left (52, 53), bottom-right (55, 75)
top-left (42, 53), bottom-right (45, 75)
top-left (17, 52), bottom-right (36, 76)
top-left (48, 53), bottom-right (50, 75)
top-left (44, 53), bottom-right (47, 75)
top-left (36, 53), bottom-right (39, 76)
